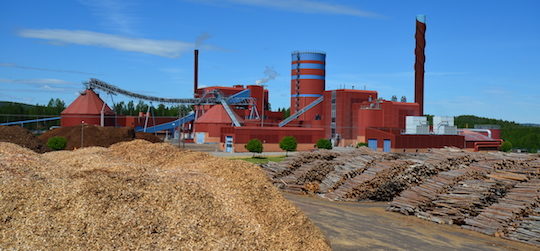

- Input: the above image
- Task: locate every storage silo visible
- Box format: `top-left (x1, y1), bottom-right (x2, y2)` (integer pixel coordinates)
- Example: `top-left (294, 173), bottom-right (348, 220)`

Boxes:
top-left (290, 51), bottom-right (326, 122)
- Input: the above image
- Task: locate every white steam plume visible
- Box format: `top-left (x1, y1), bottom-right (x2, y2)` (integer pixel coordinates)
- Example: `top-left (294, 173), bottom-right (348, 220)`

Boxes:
top-left (195, 32), bottom-right (211, 49)
top-left (255, 66), bottom-right (278, 85)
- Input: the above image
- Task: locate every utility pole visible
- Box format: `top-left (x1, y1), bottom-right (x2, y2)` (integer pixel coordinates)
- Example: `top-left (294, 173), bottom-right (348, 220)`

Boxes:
top-left (81, 120), bottom-right (85, 148)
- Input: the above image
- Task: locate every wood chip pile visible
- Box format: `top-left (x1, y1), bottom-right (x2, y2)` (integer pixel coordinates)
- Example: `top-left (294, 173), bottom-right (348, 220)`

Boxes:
top-left (38, 124), bottom-right (137, 149)
top-left (261, 147), bottom-right (540, 246)
top-left (0, 125), bottom-right (50, 152)
top-left (0, 141), bottom-right (330, 250)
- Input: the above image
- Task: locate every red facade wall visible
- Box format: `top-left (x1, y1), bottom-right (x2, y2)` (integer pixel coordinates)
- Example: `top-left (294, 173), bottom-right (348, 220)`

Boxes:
top-left (395, 134), bottom-right (465, 149)
top-left (222, 127), bottom-right (325, 144)
top-left (364, 128), bottom-right (465, 149)
top-left (116, 116), bottom-right (177, 128)
top-left (357, 101), bottom-right (419, 138)
top-left (364, 128), bottom-right (396, 148)
top-left (196, 123), bottom-right (230, 137)
top-left (61, 114), bottom-right (115, 127)
top-left (321, 89), bottom-right (378, 140)
top-left (490, 129), bottom-right (501, 139)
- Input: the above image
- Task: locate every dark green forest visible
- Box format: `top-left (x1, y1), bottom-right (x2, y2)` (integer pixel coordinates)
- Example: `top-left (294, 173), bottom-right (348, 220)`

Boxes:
top-left (0, 99), bottom-right (66, 129)
top-left (111, 100), bottom-right (192, 117)
top-left (454, 115), bottom-right (539, 153)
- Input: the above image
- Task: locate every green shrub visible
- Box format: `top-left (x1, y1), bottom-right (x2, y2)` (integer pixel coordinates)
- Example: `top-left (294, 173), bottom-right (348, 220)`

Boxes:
top-left (356, 142), bottom-right (368, 148)
top-left (47, 136), bottom-right (67, 150)
top-left (316, 138), bottom-right (332, 150)
top-left (279, 136), bottom-right (297, 156)
top-left (245, 139), bottom-right (263, 156)
top-left (500, 141), bottom-right (512, 152)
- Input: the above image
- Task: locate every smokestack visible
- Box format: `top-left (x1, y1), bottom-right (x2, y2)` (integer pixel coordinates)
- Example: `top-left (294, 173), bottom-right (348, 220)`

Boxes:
top-left (414, 14), bottom-right (426, 115)
top-left (194, 49), bottom-right (199, 97)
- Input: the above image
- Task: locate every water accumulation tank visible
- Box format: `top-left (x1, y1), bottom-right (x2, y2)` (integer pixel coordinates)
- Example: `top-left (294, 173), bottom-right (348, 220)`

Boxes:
top-left (291, 51), bottom-right (326, 121)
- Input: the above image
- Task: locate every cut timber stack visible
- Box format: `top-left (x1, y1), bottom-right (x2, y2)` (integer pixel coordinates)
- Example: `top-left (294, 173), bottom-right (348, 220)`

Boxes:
top-left (462, 179), bottom-right (540, 236)
top-left (324, 161), bottom-right (395, 201)
top-left (420, 178), bottom-right (517, 225)
top-left (259, 148), bottom-right (540, 247)
top-left (505, 206), bottom-right (540, 246)
top-left (388, 167), bottom-right (488, 215)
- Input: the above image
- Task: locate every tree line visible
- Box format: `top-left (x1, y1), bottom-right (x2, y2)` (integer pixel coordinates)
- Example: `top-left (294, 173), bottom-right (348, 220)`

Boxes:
top-left (111, 101), bottom-right (192, 117)
top-left (0, 99), bottom-right (66, 129)
top-left (276, 107), bottom-right (290, 119)
top-left (455, 115), bottom-right (540, 153)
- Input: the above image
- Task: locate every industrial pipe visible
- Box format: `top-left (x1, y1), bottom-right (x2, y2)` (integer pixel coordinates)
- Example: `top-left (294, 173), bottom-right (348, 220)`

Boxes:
top-left (414, 15), bottom-right (426, 115)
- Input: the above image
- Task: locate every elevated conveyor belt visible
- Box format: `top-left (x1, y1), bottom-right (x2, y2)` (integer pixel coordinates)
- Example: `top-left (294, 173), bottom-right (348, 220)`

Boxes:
top-left (219, 98), bottom-right (242, 127)
top-left (86, 78), bottom-right (220, 105)
top-left (136, 113), bottom-right (195, 133)
top-left (0, 117), bottom-right (61, 126)
top-left (278, 96), bottom-right (324, 127)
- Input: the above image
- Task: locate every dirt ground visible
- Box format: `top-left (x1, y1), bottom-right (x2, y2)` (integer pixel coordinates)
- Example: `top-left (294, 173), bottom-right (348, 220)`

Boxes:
top-left (284, 193), bottom-right (538, 251)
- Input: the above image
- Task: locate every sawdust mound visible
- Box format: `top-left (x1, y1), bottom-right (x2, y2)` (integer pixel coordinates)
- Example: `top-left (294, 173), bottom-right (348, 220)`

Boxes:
top-left (0, 140), bottom-right (330, 250)
top-left (135, 132), bottom-right (162, 143)
top-left (38, 124), bottom-right (135, 150)
top-left (0, 125), bottom-right (49, 152)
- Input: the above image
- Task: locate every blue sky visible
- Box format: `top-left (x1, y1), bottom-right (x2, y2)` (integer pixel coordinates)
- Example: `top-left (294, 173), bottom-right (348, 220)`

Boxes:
top-left (1, 0), bottom-right (539, 123)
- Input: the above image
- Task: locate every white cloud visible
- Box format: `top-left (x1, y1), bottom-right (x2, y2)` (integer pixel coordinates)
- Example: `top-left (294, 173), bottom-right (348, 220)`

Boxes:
top-left (0, 78), bottom-right (75, 85)
top-left (0, 63), bottom-right (97, 75)
top-left (18, 29), bottom-right (194, 58)
top-left (78, 0), bottom-right (137, 34)
top-left (200, 0), bottom-right (381, 18)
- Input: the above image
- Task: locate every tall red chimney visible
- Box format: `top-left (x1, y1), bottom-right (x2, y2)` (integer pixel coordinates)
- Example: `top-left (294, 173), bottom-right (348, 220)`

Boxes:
top-left (194, 49), bottom-right (199, 97)
top-left (414, 15), bottom-right (426, 115)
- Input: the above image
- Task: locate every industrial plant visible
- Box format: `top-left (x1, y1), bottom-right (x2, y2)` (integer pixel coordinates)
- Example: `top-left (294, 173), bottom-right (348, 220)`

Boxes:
top-left (2, 8), bottom-right (539, 250)
top-left (56, 15), bottom-right (501, 152)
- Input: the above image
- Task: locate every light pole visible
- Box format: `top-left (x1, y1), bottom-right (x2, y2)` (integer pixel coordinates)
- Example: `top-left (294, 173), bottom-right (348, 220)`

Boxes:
top-left (81, 120), bottom-right (85, 148)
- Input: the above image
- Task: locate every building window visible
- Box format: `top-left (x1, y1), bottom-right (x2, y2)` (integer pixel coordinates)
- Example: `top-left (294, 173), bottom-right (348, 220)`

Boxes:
top-left (315, 114), bottom-right (321, 120)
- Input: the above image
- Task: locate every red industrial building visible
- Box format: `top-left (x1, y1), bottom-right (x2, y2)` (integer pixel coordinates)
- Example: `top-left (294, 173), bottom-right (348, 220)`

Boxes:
top-left (61, 89), bottom-right (180, 130)
top-left (61, 89), bottom-right (116, 127)
top-left (60, 15), bottom-right (502, 152)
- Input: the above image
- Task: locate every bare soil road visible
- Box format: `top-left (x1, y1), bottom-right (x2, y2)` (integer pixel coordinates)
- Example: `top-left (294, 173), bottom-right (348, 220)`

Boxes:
top-left (284, 193), bottom-right (538, 251)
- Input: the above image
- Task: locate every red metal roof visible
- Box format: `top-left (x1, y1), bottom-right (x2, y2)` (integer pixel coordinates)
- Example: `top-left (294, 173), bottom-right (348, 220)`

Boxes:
top-left (460, 129), bottom-right (498, 142)
top-left (61, 89), bottom-right (115, 115)
top-left (196, 105), bottom-right (243, 124)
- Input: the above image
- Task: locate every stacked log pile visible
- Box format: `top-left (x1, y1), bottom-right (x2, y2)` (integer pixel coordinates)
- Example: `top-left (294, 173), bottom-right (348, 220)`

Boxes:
top-left (260, 148), bottom-right (540, 246)
top-left (505, 206), bottom-right (540, 246)
top-left (419, 178), bottom-right (517, 225)
top-left (324, 161), bottom-right (397, 201)
top-left (262, 151), bottom-right (338, 193)
top-left (370, 153), bottom-right (476, 201)
top-left (317, 154), bottom-right (374, 193)
top-left (388, 166), bottom-right (488, 215)
top-left (462, 178), bottom-right (540, 235)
